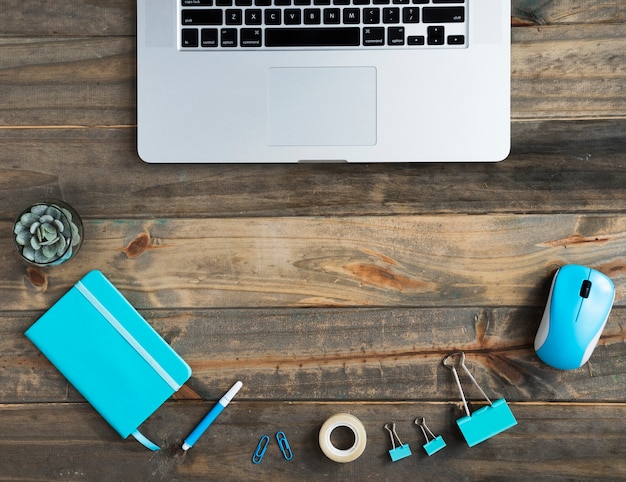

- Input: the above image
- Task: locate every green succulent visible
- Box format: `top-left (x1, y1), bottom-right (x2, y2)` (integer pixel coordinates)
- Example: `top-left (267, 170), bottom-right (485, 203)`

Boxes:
top-left (14, 203), bottom-right (81, 265)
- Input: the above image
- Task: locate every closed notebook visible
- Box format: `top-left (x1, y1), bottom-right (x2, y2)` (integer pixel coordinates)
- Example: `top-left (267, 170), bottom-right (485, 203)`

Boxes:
top-left (25, 270), bottom-right (192, 450)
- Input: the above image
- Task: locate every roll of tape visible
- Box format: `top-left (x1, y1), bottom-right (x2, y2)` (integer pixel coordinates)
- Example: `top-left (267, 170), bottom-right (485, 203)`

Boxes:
top-left (319, 413), bottom-right (367, 463)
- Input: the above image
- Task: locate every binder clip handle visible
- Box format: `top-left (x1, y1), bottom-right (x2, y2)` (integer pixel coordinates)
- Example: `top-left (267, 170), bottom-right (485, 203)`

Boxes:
top-left (384, 423), bottom-right (412, 462)
top-left (443, 351), bottom-right (492, 417)
top-left (414, 418), bottom-right (446, 456)
top-left (443, 352), bottom-right (517, 447)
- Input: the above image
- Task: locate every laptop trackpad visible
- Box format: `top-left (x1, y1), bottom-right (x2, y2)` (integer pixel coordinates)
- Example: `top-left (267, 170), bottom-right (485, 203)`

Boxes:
top-left (268, 67), bottom-right (377, 146)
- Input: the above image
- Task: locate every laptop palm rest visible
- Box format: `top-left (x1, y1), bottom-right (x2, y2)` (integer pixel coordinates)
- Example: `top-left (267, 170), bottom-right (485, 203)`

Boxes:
top-left (267, 67), bottom-right (377, 147)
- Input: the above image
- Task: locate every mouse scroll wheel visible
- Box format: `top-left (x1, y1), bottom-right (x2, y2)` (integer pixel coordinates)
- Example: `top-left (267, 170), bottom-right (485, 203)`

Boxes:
top-left (580, 280), bottom-right (592, 298)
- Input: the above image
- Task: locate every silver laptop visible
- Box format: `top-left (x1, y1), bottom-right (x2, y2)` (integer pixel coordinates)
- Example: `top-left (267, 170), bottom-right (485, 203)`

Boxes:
top-left (137, 0), bottom-right (510, 163)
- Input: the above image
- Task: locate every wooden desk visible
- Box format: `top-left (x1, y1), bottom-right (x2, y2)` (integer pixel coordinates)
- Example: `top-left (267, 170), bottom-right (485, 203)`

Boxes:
top-left (2, 1), bottom-right (625, 479)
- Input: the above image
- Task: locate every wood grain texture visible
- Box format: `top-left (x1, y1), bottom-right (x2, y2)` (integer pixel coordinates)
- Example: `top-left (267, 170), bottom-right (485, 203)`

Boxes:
top-left (1, 402), bottom-right (625, 481)
top-left (0, 119), bottom-right (624, 218)
top-left (2, 214), bottom-right (626, 310)
top-left (4, 306), bottom-right (625, 404)
top-left (1, 1), bottom-right (625, 480)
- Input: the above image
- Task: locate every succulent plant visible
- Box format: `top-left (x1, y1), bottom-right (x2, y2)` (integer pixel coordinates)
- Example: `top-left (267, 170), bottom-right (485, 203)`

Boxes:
top-left (14, 203), bottom-right (81, 265)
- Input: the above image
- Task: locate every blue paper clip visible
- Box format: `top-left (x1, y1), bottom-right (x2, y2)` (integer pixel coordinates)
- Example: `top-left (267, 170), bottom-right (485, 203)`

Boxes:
top-left (276, 431), bottom-right (293, 461)
top-left (252, 435), bottom-right (270, 464)
top-left (414, 417), bottom-right (446, 456)
top-left (384, 423), bottom-right (412, 462)
top-left (443, 352), bottom-right (517, 447)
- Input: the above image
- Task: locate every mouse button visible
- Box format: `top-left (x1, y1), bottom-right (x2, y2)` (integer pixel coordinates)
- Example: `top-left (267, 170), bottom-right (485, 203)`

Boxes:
top-left (588, 269), bottom-right (615, 295)
top-left (551, 272), bottom-right (584, 322)
top-left (578, 271), bottom-right (615, 325)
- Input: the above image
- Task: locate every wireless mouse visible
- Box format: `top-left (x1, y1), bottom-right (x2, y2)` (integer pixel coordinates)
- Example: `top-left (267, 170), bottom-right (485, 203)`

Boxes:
top-left (535, 264), bottom-right (615, 370)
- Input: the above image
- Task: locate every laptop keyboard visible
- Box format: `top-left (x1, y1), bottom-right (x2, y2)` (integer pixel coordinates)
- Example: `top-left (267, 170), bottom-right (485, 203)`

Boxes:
top-left (180, 0), bottom-right (468, 49)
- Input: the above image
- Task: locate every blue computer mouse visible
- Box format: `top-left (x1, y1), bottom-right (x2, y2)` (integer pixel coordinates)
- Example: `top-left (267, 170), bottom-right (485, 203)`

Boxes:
top-left (535, 264), bottom-right (615, 370)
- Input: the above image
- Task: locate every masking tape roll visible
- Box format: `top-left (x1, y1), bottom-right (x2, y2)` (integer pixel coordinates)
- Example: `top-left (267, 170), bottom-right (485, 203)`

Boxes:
top-left (319, 413), bottom-right (367, 463)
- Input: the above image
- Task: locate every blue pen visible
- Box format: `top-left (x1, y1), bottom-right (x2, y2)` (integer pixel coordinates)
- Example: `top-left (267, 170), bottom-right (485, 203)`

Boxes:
top-left (182, 381), bottom-right (243, 451)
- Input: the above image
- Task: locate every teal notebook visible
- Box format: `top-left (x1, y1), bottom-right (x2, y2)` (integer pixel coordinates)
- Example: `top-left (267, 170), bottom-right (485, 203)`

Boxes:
top-left (25, 270), bottom-right (192, 450)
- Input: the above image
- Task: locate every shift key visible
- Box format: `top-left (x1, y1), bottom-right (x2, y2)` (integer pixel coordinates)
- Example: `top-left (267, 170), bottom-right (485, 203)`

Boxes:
top-left (422, 7), bottom-right (464, 23)
top-left (182, 9), bottom-right (223, 25)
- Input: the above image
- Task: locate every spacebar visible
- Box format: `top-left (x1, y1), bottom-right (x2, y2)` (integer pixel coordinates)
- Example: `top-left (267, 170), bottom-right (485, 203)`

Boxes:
top-left (265, 28), bottom-right (360, 47)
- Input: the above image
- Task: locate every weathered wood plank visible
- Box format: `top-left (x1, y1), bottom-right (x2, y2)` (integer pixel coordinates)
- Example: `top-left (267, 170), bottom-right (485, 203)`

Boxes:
top-left (1, 23), bottom-right (624, 127)
top-left (4, 306), bottom-right (625, 403)
top-left (0, 119), bottom-right (625, 218)
top-left (3, 0), bottom-right (625, 37)
top-left (0, 37), bottom-right (136, 126)
top-left (1, 402), bottom-right (624, 480)
top-left (511, 23), bottom-right (626, 120)
top-left (512, 0), bottom-right (626, 26)
top-left (1, 0), bottom-right (136, 36)
top-left (3, 215), bottom-right (626, 310)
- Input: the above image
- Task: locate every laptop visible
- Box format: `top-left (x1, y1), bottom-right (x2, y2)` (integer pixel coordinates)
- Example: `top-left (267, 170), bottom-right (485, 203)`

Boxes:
top-left (137, 0), bottom-right (510, 163)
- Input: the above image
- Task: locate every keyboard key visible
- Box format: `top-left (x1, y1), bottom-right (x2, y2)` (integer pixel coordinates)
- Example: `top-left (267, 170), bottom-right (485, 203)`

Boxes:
top-left (402, 7), bottom-right (419, 23)
top-left (182, 9), bottom-right (223, 25)
top-left (363, 26), bottom-right (385, 45)
top-left (304, 8), bottom-right (322, 24)
top-left (225, 9), bottom-right (243, 24)
top-left (284, 9), bottom-right (302, 24)
top-left (447, 34), bottom-right (465, 45)
top-left (182, 0), bottom-right (213, 5)
top-left (265, 27), bottom-right (360, 46)
top-left (387, 26), bottom-right (404, 45)
top-left (245, 9), bottom-right (263, 24)
top-left (433, 0), bottom-right (464, 3)
top-left (216, 0), bottom-right (232, 5)
top-left (241, 28), bottom-right (263, 46)
top-left (407, 35), bottom-right (424, 45)
top-left (427, 25), bottom-right (444, 44)
top-left (343, 8), bottom-right (360, 23)
top-left (201, 28), bottom-right (219, 47)
top-left (221, 28), bottom-right (238, 47)
top-left (181, 28), bottom-right (199, 47)
top-left (255, 0), bottom-right (271, 4)
top-left (324, 8), bottom-right (341, 24)
top-left (383, 7), bottom-right (400, 23)
top-left (423, 7), bottom-right (464, 23)
top-left (275, 0), bottom-right (291, 4)
top-left (265, 9), bottom-right (282, 24)
top-left (235, 0), bottom-right (252, 4)
top-left (363, 8), bottom-right (380, 23)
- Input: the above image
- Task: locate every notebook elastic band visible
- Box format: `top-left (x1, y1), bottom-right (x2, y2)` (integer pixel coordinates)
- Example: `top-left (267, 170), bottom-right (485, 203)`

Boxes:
top-left (132, 430), bottom-right (160, 451)
top-left (75, 281), bottom-right (181, 391)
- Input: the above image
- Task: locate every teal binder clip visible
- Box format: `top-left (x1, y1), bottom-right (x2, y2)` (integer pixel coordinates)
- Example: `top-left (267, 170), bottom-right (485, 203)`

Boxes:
top-left (414, 417), bottom-right (446, 456)
top-left (443, 352), bottom-right (517, 447)
top-left (384, 423), bottom-right (412, 462)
